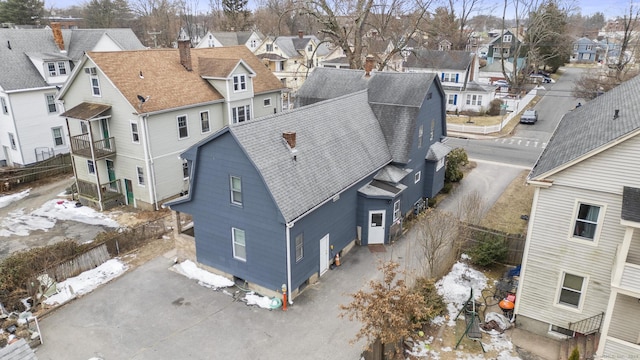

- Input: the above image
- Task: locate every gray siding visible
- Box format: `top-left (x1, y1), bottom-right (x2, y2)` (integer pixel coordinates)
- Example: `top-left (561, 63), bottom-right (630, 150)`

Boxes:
top-left (608, 293), bottom-right (640, 343)
top-left (602, 338), bottom-right (640, 357)
top-left (357, 195), bottom-right (393, 245)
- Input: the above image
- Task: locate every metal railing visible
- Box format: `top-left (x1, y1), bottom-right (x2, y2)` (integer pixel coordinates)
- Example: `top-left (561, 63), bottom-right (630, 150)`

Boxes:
top-left (569, 312), bottom-right (605, 335)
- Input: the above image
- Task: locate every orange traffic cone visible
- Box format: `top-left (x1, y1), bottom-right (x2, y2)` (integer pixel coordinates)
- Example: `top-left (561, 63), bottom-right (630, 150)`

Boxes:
top-left (335, 253), bottom-right (341, 266)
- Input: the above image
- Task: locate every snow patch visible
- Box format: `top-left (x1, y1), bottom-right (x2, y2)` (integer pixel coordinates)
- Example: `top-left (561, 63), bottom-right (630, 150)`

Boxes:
top-left (172, 260), bottom-right (234, 289)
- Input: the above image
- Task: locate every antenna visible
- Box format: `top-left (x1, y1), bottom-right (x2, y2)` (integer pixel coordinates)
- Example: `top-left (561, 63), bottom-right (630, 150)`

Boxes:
top-left (137, 95), bottom-right (150, 109)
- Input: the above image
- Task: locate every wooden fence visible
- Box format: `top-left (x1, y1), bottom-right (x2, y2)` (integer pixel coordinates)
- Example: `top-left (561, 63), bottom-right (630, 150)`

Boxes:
top-left (460, 224), bottom-right (526, 266)
top-left (100, 214), bottom-right (172, 257)
top-left (42, 243), bottom-right (110, 282)
top-left (0, 153), bottom-right (72, 192)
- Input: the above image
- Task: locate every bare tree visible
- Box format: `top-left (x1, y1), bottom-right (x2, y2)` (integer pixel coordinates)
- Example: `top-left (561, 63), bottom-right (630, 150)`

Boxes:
top-left (612, 6), bottom-right (640, 80)
top-left (457, 190), bottom-right (485, 225)
top-left (417, 209), bottom-right (460, 275)
top-left (130, 0), bottom-right (181, 47)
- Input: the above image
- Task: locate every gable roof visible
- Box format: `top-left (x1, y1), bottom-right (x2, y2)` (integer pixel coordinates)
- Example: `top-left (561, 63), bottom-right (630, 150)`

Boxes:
top-left (403, 49), bottom-right (474, 71)
top-left (231, 91), bottom-right (391, 222)
top-left (210, 31), bottom-right (258, 46)
top-left (0, 28), bottom-right (143, 92)
top-left (529, 74), bottom-right (640, 180)
top-left (295, 68), bottom-right (440, 164)
top-left (272, 35), bottom-right (331, 58)
top-left (81, 46), bottom-right (285, 114)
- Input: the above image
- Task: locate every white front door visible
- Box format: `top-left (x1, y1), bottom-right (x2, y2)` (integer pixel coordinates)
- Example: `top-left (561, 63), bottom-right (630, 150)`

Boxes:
top-left (368, 210), bottom-right (386, 244)
top-left (319, 234), bottom-right (329, 275)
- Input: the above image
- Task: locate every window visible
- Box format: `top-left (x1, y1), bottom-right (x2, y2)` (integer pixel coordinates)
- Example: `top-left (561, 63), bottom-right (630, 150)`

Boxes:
top-left (136, 166), bottom-right (145, 185)
top-left (415, 171), bottom-right (421, 183)
top-left (87, 160), bottom-right (95, 175)
top-left (418, 125), bottom-right (424, 148)
top-left (8, 133), bottom-right (16, 150)
top-left (45, 94), bottom-right (57, 113)
top-left (393, 200), bottom-right (401, 222)
top-left (200, 111), bottom-right (210, 133)
top-left (266, 43), bottom-right (273, 52)
top-left (443, 73), bottom-right (455, 82)
top-left (232, 228), bottom-right (246, 261)
top-left (307, 59), bottom-right (314, 68)
top-left (586, 45), bottom-right (593, 51)
top-left (503, 34), bottom-right (512, 42)
top-left (131, 121), bottom-right (140, 143)
top-left (573, 203), bottom-right (601, 240)
top-left (232, 105), bottom-right (251, 124)
top-left (263, 98), bottom-right (271, 107)
top-left (558, 273), bottom-right (585, 308)
top-left (430, 120), bottom-right (435, 141)
top-left (250, 39), bottom-right (257, 48)
top-left (437, 157), bottom-right (445, 171)
top-left (52, 127), bottom-right (64, 146)
top-left (447, 94), bottom-right (457, 105)
top-left (1, 97), bottom-right (7, 114)
top-left (230, 175), bottom-right (242, 205)
top-left (276, 61), bottom-right (284, 71)
top-left (47, 62), bottom-right (57, 76)
top-left (466, 94), bottom-right (483, 106)
top-left (57, 62), bottom-right (67, 75)
top-left (573, 44), bottom-right (579, 51)
top-left (81, 121), bottom-right (88, 134)
top-left (295, 233), bottom-right (304, 262)
top-left (233, 75), bottom-right (247, 91)
top-left (182, 160), bottom-right (189, 179)
top-left (177, 115), bottom-right (188, 139)
top-left (550, 325), bottom-right (574, 337)
top-left (90, 75), bottom-right (101, 96)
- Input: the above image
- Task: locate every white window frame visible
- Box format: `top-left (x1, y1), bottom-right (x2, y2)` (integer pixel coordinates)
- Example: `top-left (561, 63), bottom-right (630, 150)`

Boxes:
top-left (45, 93), bottom-right (57, 114)
top-left (47, 62), bottom-right (57, 76)
top-left (130, 121), bottom-right (140, 143)
top-left (266, 43), bottom-right (273, 52)
top-left (136, 166), bottom-right (145, 186)
top-left (466, 94), bottom-right (483, 106)
top-left (200, 111), bottom-right (210, 133)
top-left (295, 233), bottom-right (304, 262)
top-left (263, 98), bottom-right (271, 107)
top-left (233, 74), bottom-right (247, 92)
top-left (87, 160), bottom-right (96, 175)
top-left (232, 227), bottom-right (247, 261)
top-left (177, 115), bottom-right (189, 139)
top-left (415, 171), bottom-right (421, 183)
top-left (393, 200), bottom-right (401, 222)
top-left (569, 201), bottom-right (605, 245)
top-left (8, 133), bottom-right (16, 150)
top-left (554, 271), bottom-right (587, 311)
top-left (182, 160), bottom-right (189, 179)
top-left (1, 97), bottom-right (8, 114)
top-left (90, 75), bottom-right (101, 97)
top-left (57, 61), bottom-right (67, 75)
top-left (503, 34), bottom-right (512, 43)
top-left (232, 105), bottom-right (251, 124)
top-left (230, 175), bottom-right (242, 205)
top-left (52, 127), bottom-right (64, 146)
top-left (443, 73), bottom-right (455, 82)
top-left (447, 94), bottom-right (456, 105)
top-left (436, 157), bottom-right (445, 171)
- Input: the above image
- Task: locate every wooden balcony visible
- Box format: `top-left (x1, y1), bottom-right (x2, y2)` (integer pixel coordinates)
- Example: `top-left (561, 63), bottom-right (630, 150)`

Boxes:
top-left (77, 178), bottom-right (125, 210)
top-left (70, 134), bottom-right (116, 159)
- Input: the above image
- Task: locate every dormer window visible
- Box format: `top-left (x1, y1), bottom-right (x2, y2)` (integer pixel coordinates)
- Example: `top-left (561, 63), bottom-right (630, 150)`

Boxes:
top-left (266, 43), bottom-right (273, 52)
top-left (503, 34), bottom-right (512, 42)
top-left (58, 62), bottom-right (67, 75)
top-left (47, 62), bottom-right (57, 76)
top-left (233, 74), bottom-right (247, 92)
top-left (307, 44), bottom-right (313, 52)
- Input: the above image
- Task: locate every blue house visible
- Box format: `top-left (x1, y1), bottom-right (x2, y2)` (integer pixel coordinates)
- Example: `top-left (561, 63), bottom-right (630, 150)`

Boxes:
top-left (571, 37), bottom-right (599, 62)
top-left (166, 67), bottom-right (449, 301)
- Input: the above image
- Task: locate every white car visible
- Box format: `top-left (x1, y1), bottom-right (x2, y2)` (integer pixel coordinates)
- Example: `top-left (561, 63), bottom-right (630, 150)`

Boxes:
top-left (529, 74), bottom-right (555, 84)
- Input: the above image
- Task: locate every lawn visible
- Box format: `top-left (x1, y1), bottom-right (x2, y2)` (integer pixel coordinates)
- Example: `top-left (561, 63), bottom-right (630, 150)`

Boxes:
top-left (480, 170), bottom-right (534, 235)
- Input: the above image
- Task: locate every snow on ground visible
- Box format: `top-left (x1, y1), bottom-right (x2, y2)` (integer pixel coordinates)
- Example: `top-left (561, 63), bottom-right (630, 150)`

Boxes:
top-left (0, 199), bottom-right (120, 237)
top-left (44, 259), bottom-right (128, 306)
top-left (0, 189), bottom-right (30, 209)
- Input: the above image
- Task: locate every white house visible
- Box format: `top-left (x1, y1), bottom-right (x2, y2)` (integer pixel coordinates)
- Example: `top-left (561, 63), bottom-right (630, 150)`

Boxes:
top-left (515, 74), bottom-right (640, 358)
top-left (0, 24), bottom-right (144, 167)
top-left (195, 31), bottom-right (263, 53)
top-left (57, 42), bottom-right (285, 210)
top-left (403, 49), bottom-right (494, 113)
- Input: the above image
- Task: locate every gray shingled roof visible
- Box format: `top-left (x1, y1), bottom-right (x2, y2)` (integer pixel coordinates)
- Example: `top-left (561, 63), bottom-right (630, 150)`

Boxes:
top-left (403, 49), bottom-right (474, 71)
top-left (210, 31), bottom-right (256, 46)
top-left (622, 187), bottom-right (640, 223)
top-left (373, 165), bottom-right (412, 183)
top-left (426, 141), bottom-right (452, 161)
top-left (273, 35), bottom-right (331, 58)
top-left (295, 68), bottom-right (438, 163)
top-left (0, 338), bottom-right (38, 360)
top-left (0, 28), bottom-right (143, 91)
top-left (230, 91), bottom-right (392, 223)
top-left (529, 74), bottom-right (640, 179)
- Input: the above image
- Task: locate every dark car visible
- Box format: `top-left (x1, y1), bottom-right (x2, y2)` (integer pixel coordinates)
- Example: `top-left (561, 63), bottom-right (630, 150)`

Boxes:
top-left (520, 110), bottom-right (538, 124)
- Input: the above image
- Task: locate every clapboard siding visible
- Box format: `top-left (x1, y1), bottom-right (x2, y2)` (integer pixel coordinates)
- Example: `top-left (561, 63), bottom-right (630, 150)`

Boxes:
top-left (608, 293), bottom-right (640, 343)
top-left (603, 337), bottom-right (640, 357)
top-left (517, 183), bottom-right (624, 327)
top-left (620, 264), bottom-right (640, 293)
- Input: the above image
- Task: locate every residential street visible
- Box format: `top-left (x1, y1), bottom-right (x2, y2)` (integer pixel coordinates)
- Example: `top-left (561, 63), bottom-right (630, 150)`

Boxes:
top-left (34, 160), bottom-right (523, 360)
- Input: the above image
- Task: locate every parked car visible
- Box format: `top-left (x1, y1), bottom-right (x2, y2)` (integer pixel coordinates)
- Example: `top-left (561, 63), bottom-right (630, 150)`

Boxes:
top-left (529, 74), bottom-right (555, 84)
top-left (520, 109), bottom-right (538, 124)
top-left (494, 79), bottom-right (509, 87)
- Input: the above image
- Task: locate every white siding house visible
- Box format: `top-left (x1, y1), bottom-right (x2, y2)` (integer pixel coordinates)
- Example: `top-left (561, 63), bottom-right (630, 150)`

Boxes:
top-left (515, 75), bottom-right (640, 358)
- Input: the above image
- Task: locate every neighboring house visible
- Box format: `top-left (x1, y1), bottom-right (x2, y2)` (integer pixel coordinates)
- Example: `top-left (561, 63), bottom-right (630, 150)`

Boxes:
top-left (486, 29), bottom-right (524, 64)
top-left (515, 74), bottom-right (640, 358)
top-left (58, 42), bottom-right (285, 211)
top-left (478, 60), bottom-right (514, 84)
top-left (403, 49), bottom-right (493, 113)
top-left (0, 24), bottom-right (144, 167)
top-left (571, 37), bottom-right (599, 62)
top-left (254, 31), bottom-right (331, 93)
top-left (195, 31), bottom-right (263, 53)
top-left (166, 64), bottom-right (449, 301)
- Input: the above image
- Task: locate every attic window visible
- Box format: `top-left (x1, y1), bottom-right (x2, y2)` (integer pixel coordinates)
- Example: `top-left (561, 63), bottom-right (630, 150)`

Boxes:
top-left (84, 67), bottom-right (97, 75)
top-left (266, 43), bottom-right (273, 52)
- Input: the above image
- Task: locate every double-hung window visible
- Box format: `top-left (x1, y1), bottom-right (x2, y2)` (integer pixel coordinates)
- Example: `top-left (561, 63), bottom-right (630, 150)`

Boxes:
top-left (393, 200), bottom-right (401, 222)
top-left (58, 61), bottom-right (67, 75)
top-left (177, 115), bottom-right (188, 139)
top-left (45, 94), bottom-right (57, 113)
top-left (232, 228), bottom-right (246, 261)
top-left (1, 97), bottom-right (8, 114)
top-left (87, 160), bottom-right (95, 175)
top-left (131, 121), bottom-right (140, 143)
top-left (232, 105), bottom-right (251, 124)
top-left (90, 75), bottom-right (101, 96)
top-left (573, 203), bottom-right (601, 240)
top-left (8, 133), bottom-right (16, 150)
top-left (136, 166), bottom-right (145, 185)
top-left (558, 272), bottom-right (585, 308)
top-left (230, 176), bottom-right (242, 205)
top-left (182, 160), bottom-right (189, 179)
top-left (52, 127), bottom-right (64, 146)
top-left (233, 75), bottom-right (247, 92)
top-left (47, 62), bottom-right (57, 76)
top-left (295, 233), bottom-right (304, 262)
top-left (200, 111), bottom-right (210, 133)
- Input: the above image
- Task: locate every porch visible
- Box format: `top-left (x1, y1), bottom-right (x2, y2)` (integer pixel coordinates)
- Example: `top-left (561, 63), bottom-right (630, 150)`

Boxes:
top-left (70, 134), bottom-right (116, 159)
top-left (76, 178), bottom-right (125, 210)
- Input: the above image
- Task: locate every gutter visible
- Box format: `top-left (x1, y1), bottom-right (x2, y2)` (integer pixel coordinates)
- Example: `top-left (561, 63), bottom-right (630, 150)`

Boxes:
top-left (5, 85), bottom-right (58, 94)
top-left (135, 99), bottom-right (225, 117)
top-left (285, 222), bottom-right (294, 305)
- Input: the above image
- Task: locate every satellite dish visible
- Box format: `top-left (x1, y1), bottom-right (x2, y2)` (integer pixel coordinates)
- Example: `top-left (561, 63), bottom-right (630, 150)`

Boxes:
top-left (137, 94), bottom-right (146, 103)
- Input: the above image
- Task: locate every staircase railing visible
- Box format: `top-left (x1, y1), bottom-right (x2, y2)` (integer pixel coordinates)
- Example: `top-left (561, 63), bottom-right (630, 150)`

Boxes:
top-left (569, 312), bottom-right (605, 335)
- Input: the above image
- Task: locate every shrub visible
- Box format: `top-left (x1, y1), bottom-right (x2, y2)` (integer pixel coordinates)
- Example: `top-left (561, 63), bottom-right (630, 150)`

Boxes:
top-left (441, 182), bottom-right (453, 194)
top-left (445, 148), bottom-right (468, 183)
top-left (412, 277), bottom-right (447, 322)
top-left (468, 232), bottom-right (508, 267)
top-left (568, 347), bottom-right (580, 360)
top-left (487, 99), bottom-right (503, 116)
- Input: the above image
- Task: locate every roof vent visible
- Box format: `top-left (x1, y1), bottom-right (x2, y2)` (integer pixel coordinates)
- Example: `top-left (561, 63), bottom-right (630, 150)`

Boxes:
top-left (614, 109), bottom-right (620, 119)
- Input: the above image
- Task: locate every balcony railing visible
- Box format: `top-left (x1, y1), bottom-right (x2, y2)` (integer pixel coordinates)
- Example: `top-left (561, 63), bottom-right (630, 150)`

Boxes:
top-left (569, 312), bottom-right (604, 335)
top-left (77, 178), bottom-right (124, 208)
top-left (70, 134), bottom-right (116, 159)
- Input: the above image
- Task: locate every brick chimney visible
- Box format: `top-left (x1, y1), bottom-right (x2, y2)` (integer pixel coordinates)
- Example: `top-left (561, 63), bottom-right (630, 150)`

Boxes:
top-left (283, 132), bottom-right (296, 149)
top-left (51, 22), bottom-right (65, 51)
top-left (364, 55), bottom-right (375, 77)
top-left (298, 30), bottom-right (304, 39)
top-left (178, 39), bottom-right (192, 71)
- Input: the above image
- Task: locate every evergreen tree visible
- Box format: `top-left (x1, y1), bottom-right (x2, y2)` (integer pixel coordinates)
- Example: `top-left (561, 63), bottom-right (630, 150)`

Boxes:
top-left (222, 0), bottom-right (251, 31)
top-left (84, 0), bottom-right (131, 28)
top-left (0, 0), bottom-right (44, 25)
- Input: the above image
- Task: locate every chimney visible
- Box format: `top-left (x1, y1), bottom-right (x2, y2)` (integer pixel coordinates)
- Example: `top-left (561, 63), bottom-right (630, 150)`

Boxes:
top-left (614, 109), bottom-right (620, 119)
top-left (178, 39), bottom-right (192, 71)
top-left (283, 132), bottom-right (296, 149)
top-left (51, 22), bottom-right (65, 51)
top-left (364, 55), bottom-right (375, 77)
top-left (298, 30), bottom-right (304, 39)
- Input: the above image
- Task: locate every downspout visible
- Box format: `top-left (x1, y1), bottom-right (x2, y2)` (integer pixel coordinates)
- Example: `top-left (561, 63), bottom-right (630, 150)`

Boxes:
top-left (285, 222), bottom-right (294, 305)
top-left (140, 115), bottom-right (159, 210)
